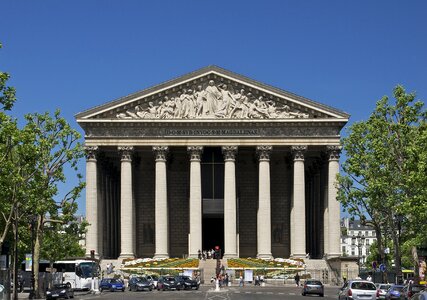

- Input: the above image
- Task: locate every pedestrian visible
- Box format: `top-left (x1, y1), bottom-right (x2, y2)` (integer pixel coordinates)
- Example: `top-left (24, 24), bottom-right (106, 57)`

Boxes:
top-left (239, 275), bottom-right (244, 287)
top-left (367, 275), bottom-right (372, 282)
top-left (294, 273), bottom-right (300, 287)
top-left (198, 249), bottom-right (202, 260)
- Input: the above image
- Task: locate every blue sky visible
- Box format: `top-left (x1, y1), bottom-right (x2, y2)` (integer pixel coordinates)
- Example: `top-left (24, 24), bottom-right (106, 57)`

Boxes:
top-left (1, 1), bottom-right (426, 216)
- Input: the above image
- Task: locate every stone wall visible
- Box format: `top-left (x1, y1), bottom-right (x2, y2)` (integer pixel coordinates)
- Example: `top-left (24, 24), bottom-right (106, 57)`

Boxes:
top-left (237, 147), bottom-right (258, 257)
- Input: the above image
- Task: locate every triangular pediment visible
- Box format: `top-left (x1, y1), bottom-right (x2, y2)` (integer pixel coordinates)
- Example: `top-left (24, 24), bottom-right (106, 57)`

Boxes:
top-left (75, 66), bottom-right (349, 121)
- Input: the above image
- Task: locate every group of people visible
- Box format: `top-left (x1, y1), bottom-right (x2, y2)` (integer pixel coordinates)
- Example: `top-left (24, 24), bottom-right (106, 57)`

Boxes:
top-left (211, 273), bottom-right (230, 288)
top-left (117, 80), bottom-right (310, 120)
top-left (198, 249), bottom-right (220, 260)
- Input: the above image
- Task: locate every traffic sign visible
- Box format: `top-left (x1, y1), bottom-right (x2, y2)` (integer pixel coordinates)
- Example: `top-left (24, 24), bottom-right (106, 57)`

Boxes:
top-left (379, 264), bottom-right (386, 272)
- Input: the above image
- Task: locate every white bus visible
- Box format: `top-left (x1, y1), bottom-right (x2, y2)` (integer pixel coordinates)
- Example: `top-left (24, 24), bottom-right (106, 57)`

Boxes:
top-left (53, 259), bottom-right (97, 290)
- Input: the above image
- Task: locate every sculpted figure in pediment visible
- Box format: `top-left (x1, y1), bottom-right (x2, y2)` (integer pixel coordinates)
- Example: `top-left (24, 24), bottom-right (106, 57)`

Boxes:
top-left (115, 79), bottom-right (311, 120)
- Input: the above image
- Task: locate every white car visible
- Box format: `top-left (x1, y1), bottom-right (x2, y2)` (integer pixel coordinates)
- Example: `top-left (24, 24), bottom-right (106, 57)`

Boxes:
top-left (338, 280), bottom-right (377, 300)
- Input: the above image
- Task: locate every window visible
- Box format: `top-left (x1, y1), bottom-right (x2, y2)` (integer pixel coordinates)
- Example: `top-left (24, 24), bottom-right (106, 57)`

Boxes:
top-left (351, 250), bottom-right (355, 256)
top-left (342, 246), bottom-right (346, 254)
top-left (366, 239), bottom-right (370, 246)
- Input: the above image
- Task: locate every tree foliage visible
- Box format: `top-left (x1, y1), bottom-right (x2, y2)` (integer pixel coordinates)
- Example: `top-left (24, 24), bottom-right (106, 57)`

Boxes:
top-left (338, 85), bottom-right (427, 275)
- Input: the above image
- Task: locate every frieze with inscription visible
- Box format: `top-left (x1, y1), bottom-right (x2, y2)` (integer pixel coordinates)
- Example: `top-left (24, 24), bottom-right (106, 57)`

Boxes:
top-left (84, 124), bottom-right (341, 138)
top-left (116, 79), bottom-right (310, 120)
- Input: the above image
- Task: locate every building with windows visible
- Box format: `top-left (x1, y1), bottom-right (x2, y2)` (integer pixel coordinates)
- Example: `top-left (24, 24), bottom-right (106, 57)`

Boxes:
top-left (76, 66), bottom-right (349, 260)
top-left (341, 218), bottom-right (377, 264)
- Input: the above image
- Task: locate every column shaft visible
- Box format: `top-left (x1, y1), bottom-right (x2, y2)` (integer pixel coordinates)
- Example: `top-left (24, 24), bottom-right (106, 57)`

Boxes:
top-left (223, 146), bottom-right (238, 258)
top-left (154, 146), bottom-right (169, 258)
top-left (119, 146), bottom-right (134, 258)
top-left (327, 146), bottom-right (341, 257)
top-left (292, 146), bottom-right (307, 258)
top-left (85, 146), bottom-right (98, 257)
top-left (188, 146), bottom-right (203, 258)
top-left (257, 146), bottom-right (272, 259)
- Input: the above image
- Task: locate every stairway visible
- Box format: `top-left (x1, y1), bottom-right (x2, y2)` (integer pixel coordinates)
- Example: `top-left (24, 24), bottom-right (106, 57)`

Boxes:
top-left (199, 258), bottom-right (226, 284)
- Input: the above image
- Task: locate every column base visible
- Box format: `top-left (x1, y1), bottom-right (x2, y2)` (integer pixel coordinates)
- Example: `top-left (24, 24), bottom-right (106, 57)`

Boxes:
top-left (257, 253), bottom-right (273, 259)
top-left (118, 253), bottom-right (135, 260)
top-left (325, 252), bottom-right (341, 259)
top-left (154, 253), bottom-right (169, 259)
top-left (223, 253), bottom-right (238, 259)
top-left (188, 254), bottom-right (199, 259)
top-left (291, 253), bottom-right (307, 259)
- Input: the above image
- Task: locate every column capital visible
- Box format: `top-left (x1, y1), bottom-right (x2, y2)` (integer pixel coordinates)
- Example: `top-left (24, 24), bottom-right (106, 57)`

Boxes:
top-left (187, 146), bottom-right (203, 161)
top-left (85, 146), bottom-right (99, 161)
top-left (326, 145), bottom-right (342, 161)
top-left (256, 145), bottom-right (272, 161)
top-left (118, 146), bottom-right (134, 161)
top-left (153, 146), bottom-right (169, 161)
top-left (291, 145), bottom-right (307, 160)
top-left (222, 146), bottom-right (238, 161)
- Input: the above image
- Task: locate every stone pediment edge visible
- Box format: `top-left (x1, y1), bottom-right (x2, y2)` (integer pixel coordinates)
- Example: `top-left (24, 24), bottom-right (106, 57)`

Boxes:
top-left (75, 65), bottom-right (350, 120)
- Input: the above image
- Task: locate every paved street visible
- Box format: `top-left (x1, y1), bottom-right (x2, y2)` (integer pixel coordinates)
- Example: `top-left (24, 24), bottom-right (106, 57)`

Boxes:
top-left (76, 284), bottom-right (341, 300)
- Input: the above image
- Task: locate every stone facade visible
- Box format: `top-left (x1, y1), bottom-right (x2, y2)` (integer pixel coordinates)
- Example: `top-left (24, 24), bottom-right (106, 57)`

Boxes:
top-left (76, 66), bottom-right (349, 260)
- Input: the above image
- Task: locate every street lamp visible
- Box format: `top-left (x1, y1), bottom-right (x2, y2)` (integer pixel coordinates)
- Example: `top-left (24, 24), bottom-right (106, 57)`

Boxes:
top-left (352, 232), bottom-right (365, 277)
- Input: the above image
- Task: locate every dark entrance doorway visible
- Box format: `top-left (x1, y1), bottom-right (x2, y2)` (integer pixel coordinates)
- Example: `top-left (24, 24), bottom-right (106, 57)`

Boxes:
top-left (201, 147), bottom-right (224, 255)
top-left (202, 217), bottom-right (224, 253)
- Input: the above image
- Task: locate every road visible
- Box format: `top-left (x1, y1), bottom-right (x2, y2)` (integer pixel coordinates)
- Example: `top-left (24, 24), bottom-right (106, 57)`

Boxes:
top-left (76, 284), bottom-right (341, 300)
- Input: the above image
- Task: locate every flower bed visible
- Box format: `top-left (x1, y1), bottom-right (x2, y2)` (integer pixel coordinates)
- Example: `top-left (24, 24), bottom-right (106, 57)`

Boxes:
top-left (122, 257), bottom-right (199, 269)
top-left (227, 257), bottom-right (305, 269)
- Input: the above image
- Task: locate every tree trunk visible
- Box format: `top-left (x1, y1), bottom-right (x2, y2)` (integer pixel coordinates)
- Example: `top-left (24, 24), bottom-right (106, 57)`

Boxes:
top-left (375, 226), bottom-right (388, 283)
top-left (392, 232), bottom-right (402, 284)
top-left (33, 214), bottom-right (44, 299)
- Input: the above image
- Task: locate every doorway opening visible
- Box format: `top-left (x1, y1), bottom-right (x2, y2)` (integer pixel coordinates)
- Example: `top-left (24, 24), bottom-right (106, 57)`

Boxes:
top-left (201, 147), bottom-right (224, 255)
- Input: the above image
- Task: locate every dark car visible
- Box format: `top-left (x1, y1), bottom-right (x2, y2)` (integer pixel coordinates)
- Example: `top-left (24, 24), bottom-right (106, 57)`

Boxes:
top-left (99, 278), bottom-right (125, 292)
top-left (156, 276), bottom-right (182, 291)
top-left (175, 275), bottom-right (199, 290)
top-left (402, 285), bottom-right (426, 299)
top-left (128, 277), bottom-right (153, 292)
top-left (46, 283), bottom-right (74, 299)
top-left (302, 279), bottom-right (324, 297)
top-left (385, 285), bottom-right (405, 300)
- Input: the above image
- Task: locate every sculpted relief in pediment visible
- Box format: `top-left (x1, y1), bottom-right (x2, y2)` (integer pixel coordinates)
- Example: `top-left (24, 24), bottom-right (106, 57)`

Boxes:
top-left (116, 79), bottom-right (309, 120)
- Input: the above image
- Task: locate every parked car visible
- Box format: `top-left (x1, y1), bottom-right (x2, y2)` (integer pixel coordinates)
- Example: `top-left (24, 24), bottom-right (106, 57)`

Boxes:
top-left (175, 275), bottom-right (199, 290)
top-left (145, 275), bottom-right (159, 287)
top-left (157, 276), bottom-right (182, 291)
top-left (128, 277), bottom-right (153, 292)
top-left (402, 285), bottom-right (426, 299)
top-left (301, 279), bottom-right (324, 297)
top-left (376, 283), bottom-right (392, 299)
top-left (338, 280), bottom-right (377, 300)
top-left (385, 285), bottom-right (405, 300)
top-left (99, 278), bottom-right (125, 292)
top-left (46, 283), bottom-right (74, 299)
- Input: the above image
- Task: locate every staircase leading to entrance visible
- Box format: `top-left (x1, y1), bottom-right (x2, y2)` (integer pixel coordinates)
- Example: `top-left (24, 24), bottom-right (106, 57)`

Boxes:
top-left (199, 258), bottom-right (227, 284)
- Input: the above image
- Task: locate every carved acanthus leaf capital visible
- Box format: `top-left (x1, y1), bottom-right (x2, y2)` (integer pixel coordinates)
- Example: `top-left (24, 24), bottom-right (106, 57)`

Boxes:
top-left (85, 146), bottom-right (99, 161)
top-left (187, 146), bottom-right (203, 161)
top-left (256, 145), bottom-right (272, 161)
top-left (222, 146), bottom-right (238, 161)
top-left (326, 145), bottom-right (342, 161)
top-left (118, 146), bottom-right (134, 161)
top-left (291, 145), bottom-right (307, 160)
top-left (153, 146), bottom-right (169, 161)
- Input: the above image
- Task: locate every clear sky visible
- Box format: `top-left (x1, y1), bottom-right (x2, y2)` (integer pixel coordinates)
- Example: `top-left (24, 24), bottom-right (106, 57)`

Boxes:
top-left (1, 1), bottom-right (426, 216)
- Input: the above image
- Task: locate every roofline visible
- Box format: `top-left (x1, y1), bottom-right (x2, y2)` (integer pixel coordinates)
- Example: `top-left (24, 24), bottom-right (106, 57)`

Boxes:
top-left (75, 65), bottom-right (350, 119)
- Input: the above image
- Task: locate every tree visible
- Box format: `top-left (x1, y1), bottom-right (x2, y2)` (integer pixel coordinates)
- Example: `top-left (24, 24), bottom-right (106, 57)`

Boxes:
top-left (338, 85), bottom-right (427, 282)
top-left (23, 111), bottom-right (85, 298)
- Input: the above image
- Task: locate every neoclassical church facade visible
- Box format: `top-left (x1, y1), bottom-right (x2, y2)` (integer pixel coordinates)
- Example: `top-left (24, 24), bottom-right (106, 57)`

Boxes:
top-left (76, 66), bottom-right (349, 260)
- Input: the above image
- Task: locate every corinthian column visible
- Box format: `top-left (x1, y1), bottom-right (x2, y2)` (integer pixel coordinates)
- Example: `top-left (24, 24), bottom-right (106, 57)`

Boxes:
top-left (327, 145), bottom-right (342, 257)
top-left (153, 146), bottom-right (169, 258)
top-left (256, 146), bottom-right (273, 259)
top-left (222, 146), bottom-right (238, 258)
top-left (85, 146), bottom-right (99, 257)
top-left (119, 146), bottom-right (135, 258)
top-left (292, 145), bottom-right (307, 258)
top-left (188, 146), bottom-right (203, 258)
